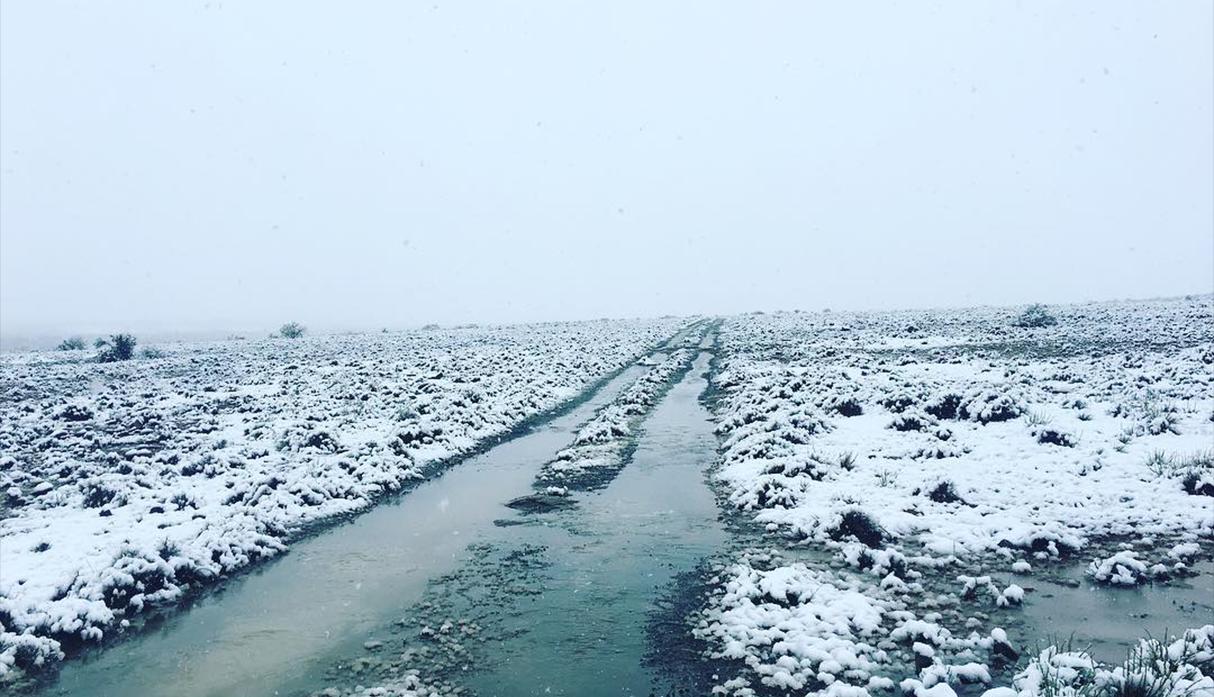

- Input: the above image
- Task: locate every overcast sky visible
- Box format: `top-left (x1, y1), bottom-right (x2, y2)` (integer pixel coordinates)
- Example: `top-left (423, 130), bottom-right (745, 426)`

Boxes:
top-left (1, 1), bottom-right (1211, 337)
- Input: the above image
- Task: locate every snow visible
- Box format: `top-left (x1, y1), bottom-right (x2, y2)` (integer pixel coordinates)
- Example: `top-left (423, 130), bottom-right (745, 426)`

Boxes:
top-left (711, 299), bottom-right (1213, 560)
top-left (693, 551), bottom-right (892, 694)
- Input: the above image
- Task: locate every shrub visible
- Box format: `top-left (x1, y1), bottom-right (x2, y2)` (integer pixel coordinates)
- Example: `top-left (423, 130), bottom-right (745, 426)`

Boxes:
top-left (58, 404), bottom-right (94, 422)
top-left (1179, 451), bottom-right (1213, 496)
top-left (57, 336), bottom-right (86, 351)
top-left (828, 509), bottom-right (886, 548)
top-left (1144, 451), bottom-right (1175, 477)
top-left (279, 322), bottom-right (306, 339)
top-left (889, 411), bottom-right (933, 432)
top-left (927, 480), bottom-right (966, 505)
top-left (1036, 429), bottom-right (1077, 447)
top-left (830, 397), bottom-right (864, 417)
top-left (81, 483), bottom-right (117, 508)
top-left (875, 469), bottom-right (899, 487)
top-left (1024, 410), bottom-right (1053, 427)
top-left (960, 389), bottom-right (1024, 423)
top-left (1013, 304), bottom-right (1058, 328)
top-left (879, 392), bottom-right (917, 413)
top-left (1181, 471), bottom-right (1214, 497)
top-left (156, 540), bottom-right (181, 561)
top-left (924, 393), bottom-right (962, 420)
top-left (303, 431), bottom-right (341, 452)
top-left (98, 334), bottom-right (136, 362)
top-left (140, 347), bottom-right (165, 359)
top-left (837, 451), bottom-right (857, 470)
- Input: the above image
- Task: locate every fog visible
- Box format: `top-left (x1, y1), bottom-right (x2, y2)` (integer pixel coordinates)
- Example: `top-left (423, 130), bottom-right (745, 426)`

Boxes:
top-left (1, 1), bottom-right (1211, 341)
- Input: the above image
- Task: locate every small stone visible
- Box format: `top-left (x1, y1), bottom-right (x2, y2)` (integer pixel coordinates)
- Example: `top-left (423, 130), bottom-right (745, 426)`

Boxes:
top-left (993, 639), bottom-right (1020, 662)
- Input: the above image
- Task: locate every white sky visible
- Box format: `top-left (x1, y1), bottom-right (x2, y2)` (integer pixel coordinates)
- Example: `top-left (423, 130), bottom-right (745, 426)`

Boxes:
top-left (2, 1), bottom-right (1212, 337)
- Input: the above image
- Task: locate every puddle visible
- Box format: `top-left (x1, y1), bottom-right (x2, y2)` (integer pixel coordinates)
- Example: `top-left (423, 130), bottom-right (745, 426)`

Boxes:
top-left (1006, 559), bottom-right (1214, 664)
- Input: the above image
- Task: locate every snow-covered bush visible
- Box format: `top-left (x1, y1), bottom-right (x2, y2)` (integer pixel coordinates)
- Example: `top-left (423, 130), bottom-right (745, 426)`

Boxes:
top-left (1012, 304), bottom-right (1058, 328)
top-left (991, 626), bottom-right (1214, 697)
top-left (1035, 429), bottom-right (1077, 448)
top-left (56, 337), bottom-right (85, 351)
top-left (96, 334), bottom-right (136, 362)
top-left (1087, 550), bottom-right (1150, 586)
top-left (279, 322), bottom-right (306, 339)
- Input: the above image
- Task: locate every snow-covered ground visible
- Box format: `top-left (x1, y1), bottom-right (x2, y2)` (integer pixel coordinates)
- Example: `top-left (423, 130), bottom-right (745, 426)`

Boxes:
top-left (695, 298), bottom-right (1214, 696)
top-left (5, 299), bottom-right (1211, 694)
top-left (0, 319), bottom-right (687, 678)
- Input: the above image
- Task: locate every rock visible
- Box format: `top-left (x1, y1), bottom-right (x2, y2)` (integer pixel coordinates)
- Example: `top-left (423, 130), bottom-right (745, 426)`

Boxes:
top-left (992, 638), bottom-right (1019, 663)
top-left (505, 493), bottom-right (577, 514)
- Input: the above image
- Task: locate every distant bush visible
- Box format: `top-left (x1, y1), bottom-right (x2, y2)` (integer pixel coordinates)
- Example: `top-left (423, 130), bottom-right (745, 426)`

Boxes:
top-left (140, 347), bottom-right (165, 359)
top-left (1013, 304), bottom-right (1058, 328)
top-left (279, 322), bottom-right (306, 339)
top-left (303, 431), bottom-right (340, 453)
top-left (97, 334), bottom-right (136, 362)
top-left (830, 397), bottom-right (864, 417)
top-left (93, 337), bottom-right (109, 348)
top-left (57, 336), bottom-right (86, 351)
top-left (58, 404), bottom-right (94, 421)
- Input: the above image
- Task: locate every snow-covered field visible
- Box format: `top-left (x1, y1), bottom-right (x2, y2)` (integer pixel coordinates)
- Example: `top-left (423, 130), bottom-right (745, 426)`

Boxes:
top-left (0, 319), bottom-right (687, 678)
top-left (695, 298), bottom-right (1214, 696)
top-left (4, 299), bottom-right (1212, 696)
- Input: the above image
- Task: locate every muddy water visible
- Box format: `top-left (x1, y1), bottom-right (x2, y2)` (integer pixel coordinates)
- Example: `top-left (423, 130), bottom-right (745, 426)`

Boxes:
top-left (460, 351), bottom-right (727, 696)
top-left (45, 363), bottom-right (652, 697)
